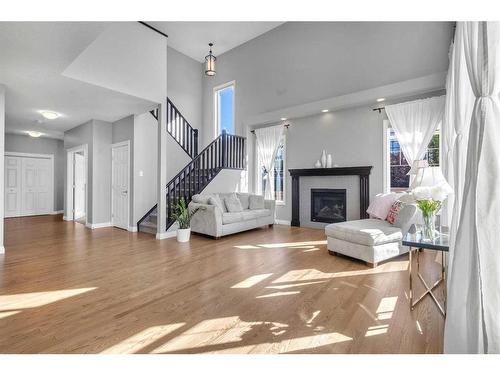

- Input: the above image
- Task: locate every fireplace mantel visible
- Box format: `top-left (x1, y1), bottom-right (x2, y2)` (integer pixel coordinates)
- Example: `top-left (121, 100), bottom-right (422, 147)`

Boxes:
top-left (288, 166), bottom-right (373, 227)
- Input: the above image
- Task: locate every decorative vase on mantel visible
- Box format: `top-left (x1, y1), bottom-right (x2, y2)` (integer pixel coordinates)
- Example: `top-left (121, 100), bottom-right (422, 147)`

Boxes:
top-left (320, 150), bottom-right (327, 168)
top-left (326, 154), bottom-right (333, 168)
top-left (314, 160), bottom-right (322, 168)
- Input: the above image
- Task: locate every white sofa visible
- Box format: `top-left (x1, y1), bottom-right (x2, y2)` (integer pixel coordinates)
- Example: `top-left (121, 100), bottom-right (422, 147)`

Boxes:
top-left (188, 193), bottom-right (275, 239)
top-left (325, 204), bottom-right (418, 267)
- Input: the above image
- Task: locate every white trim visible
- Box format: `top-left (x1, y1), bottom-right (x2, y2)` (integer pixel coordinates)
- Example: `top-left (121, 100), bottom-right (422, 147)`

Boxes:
top-left (111, 140), bottom-right (131, 230)
top-left (213, 80), bottom-right (236, 138)
top-left (86, 222), bottom-right (112, 229)
top-left (66, 144), bottom-right (89, 226)
top-left (128, 226), bottom-right (138, 232)
top-left (274, 219), bottom-right (291, 226)
top-left (0, 246), bottom-right (4, 254)
top-left (383, 119), bottom-right (390, 193)
top-left (51, 210), bottom-right (63, 215)
top-left (4, 151), bottom-right (55, 216)
top-left (156, 231), bottom-right (177, 240)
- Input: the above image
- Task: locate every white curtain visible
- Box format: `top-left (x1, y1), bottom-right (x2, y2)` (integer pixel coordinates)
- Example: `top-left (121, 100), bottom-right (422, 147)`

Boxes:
top-left (255, 125), bottom-right (284, 200)
top-left (445, 21), bottom-right (500, 354)
top-left (385, 96), bottom-right (445, 174)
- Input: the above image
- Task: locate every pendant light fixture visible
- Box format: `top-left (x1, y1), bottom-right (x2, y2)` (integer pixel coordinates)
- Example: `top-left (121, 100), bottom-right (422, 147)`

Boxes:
top-left (205, 43), bottom-right (216, 76)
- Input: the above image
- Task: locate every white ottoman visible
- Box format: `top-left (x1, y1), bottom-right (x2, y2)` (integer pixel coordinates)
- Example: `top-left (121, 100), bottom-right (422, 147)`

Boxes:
top-left (325, 205), bottom-right (417, 267)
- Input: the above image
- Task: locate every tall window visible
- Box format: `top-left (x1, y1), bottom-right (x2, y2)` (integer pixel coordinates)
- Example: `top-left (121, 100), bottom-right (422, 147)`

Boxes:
top-left (257, 136), bottom-right (286, 204)
top-left (387, 126), bottom-right (440, 191)
top-left (214, 82), bottom-right (235, 136)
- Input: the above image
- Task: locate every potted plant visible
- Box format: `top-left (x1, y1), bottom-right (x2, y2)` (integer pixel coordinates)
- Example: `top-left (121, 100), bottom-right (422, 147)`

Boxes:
top-left (172, 197), bottom-right (200, 243)
top-left (412, 183), bottom-right (452, 241)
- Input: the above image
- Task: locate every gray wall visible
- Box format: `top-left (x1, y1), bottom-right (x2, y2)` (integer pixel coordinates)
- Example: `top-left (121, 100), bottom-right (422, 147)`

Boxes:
top-left (112, 115), bottom-right (134, 227)
top-left (5, 134), bottom-right (65, 211)
top-left (92, 120), bottom-right (112, 224)
top-left (133, 112), bottom-right (158, 224)
top-left (201, 22), bottom-right (453, 145)
top-left (64, 120), bottom-right (94, 221)
top-left (274, 106), bottom-right (385, 227)
top-left (0, 85), bottom-right (5, 251)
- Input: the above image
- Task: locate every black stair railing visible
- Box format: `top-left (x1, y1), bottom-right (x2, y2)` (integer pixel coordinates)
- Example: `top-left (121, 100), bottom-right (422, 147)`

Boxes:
top-left (137, 130), bottom-right (246, 232)
top-left (150, 99), bottom-right (199, 159)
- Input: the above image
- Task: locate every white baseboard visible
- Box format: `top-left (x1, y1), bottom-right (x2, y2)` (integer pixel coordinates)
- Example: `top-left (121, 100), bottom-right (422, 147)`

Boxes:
top-left (156, 231), bottom-right (177, 240)
top-left (51, 210), bottom-right (64, 215)
top-left (128, 226), bottom-right (138, 232)
top-left (86, 222), bottom-right (112, 229)
top-left (275, 219), bottom-right (291, 226)
top-left (0, 246), bottom-right (4, 254)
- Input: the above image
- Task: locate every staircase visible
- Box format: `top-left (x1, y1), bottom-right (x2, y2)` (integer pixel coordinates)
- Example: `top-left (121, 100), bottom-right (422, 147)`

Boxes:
top-left (138, 99), bottom-right (246, 234)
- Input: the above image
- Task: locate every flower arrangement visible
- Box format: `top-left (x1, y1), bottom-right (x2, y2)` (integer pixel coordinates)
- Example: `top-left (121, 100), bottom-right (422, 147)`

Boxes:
top-left (412, 183), bottom-right (453, 241)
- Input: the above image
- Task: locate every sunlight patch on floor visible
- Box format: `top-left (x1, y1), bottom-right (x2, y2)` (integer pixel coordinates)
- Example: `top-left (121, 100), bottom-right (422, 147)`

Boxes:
top-left (0, 287), bottom-right (97, 310)
top-left (416, 320), bottom-right (423, 335)
top-left (151, 316), bottom-right (260, 353)
top-left (376, 296), bottom-right (398, 320)
top-left (255, 291), bottom-right (300, 299)
top-left (0, 310), bottom-right (21, 319)
top-left (101, 323), bottom-right (186, 354)
top-left (266, 280), bottom-right (326, 290)
top-left (211, 332), bottom-right (352, 354)
top-left (231, 273), bottom-right (273, 288)
top-left (234, 245), bottom-right (260, 250)
top-left (365, 324), bottom-right (389, 337)
top-left (272, 262), bottom-right (409, 283)
top-left (258, 240), bottom-right (327, 249)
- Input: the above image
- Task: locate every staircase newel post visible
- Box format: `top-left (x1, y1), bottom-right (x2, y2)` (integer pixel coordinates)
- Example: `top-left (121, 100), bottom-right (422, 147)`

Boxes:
top-left (193, 129), bottom-right (199, 157)
top-left (222, 129), bottom-right (227, 168)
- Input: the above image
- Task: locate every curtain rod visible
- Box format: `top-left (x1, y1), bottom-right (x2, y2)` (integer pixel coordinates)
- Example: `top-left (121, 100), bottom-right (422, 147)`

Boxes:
top-left (138, 21), bottom-right (169, 38)
top-left (250, 124), bottom-right (290, 134)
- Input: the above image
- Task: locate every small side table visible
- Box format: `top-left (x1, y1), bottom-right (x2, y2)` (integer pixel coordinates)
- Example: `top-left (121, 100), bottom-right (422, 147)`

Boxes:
top-left (402, 226), bottom-right (449, 317)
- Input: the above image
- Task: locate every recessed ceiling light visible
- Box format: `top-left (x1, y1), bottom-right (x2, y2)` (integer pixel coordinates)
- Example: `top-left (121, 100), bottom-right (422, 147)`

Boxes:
top-left (280, 117), bottom-right (287, 121)
top-left (376, 98), bottom-right (386, 102)
top-left (321, 109), bottom-right (329, 113)
top-left (39, 110), bottom-right (61, 120)
top-left (27, 131), bottom-right (42, 138)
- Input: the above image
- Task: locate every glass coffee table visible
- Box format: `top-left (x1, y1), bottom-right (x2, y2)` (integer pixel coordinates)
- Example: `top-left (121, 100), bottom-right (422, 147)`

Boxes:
top-left (402, 226), bottom-right (449, 317)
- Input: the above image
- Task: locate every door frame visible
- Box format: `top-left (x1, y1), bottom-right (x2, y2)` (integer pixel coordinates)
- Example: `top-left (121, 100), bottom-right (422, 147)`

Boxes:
top-left (4, 151), bottom-right (55, 217)
top-left (111, 140), bottom-right (130, 230)
top-left (66, 144), bottom-right (88, 225)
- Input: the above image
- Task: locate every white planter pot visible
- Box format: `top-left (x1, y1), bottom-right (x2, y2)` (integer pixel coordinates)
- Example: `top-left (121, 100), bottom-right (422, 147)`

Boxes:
top-left (177, 228), bottom-right (191, 243)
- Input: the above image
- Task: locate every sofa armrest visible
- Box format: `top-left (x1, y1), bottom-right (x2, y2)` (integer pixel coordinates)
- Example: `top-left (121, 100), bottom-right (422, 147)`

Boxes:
top-left (264, 199), bottom-right (276, 215)
top-left (188, 202), bottom-right (223, 237)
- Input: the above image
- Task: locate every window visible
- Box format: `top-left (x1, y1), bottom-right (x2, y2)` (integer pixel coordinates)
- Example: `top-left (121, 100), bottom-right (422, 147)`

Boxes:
top-left (385, 125), bottom-right (440, 192)
top-left (257, 136), bottom-right (286, 204)
top-left (214, 82), bottom-right (235, 136)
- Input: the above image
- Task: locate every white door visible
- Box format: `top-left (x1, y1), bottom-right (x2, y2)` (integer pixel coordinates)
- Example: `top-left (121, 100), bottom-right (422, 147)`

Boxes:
top-left (35, 158), bottom-right (52, 214)
top-left (21, 157), bottom-right (38, 216)
top-left (74, 153), bottom-right (86, 219)
top-left (4, 156), bottom-right (22, 217)
top-left (111, 144), bottom-right (129, 230)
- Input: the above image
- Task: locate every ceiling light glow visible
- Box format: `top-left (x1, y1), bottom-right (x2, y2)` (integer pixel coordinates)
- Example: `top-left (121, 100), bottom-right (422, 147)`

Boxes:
top-left (321, 109), bottom-right (329, 113)
top-left (40, 110), bottom-right (61, 120)
top-left (280, 117), bottom-right (287, 121)
top-left (376, 98), bottom-right (386, 102)
top-left (27, 131), bottom-right (42, 138)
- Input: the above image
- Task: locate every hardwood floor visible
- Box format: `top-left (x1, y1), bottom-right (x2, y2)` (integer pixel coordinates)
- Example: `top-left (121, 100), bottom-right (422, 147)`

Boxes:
top-left (0, 215), bottom-right (445, 354)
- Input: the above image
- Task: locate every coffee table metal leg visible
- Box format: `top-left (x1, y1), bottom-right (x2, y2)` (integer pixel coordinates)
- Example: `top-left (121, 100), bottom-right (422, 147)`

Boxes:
top-left (409, 247), bottom-right (413, 309)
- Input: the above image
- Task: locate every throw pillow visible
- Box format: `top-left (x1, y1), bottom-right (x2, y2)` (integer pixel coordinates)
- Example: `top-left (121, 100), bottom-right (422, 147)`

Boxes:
top-left (236, 193), bottom-right (250, 210)
top-left (224, 193), bottom-right (243, 213)
top-left (386, 200), bottom-right (405, 225)
top-left (249, 195), bottom-right (265, 210)
top-left (208, 195), bottom-right (225, 212)
top-left (366, 193), bottom-right (398, 220)
top-left (191, 194), bottom-right (211, 205)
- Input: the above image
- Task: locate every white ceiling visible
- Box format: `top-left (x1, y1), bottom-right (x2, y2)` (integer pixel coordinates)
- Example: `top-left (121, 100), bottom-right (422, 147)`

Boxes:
top-left (0, 22), bottom-right (156, 139)
top-left (149, 22), bottom-right (284, 62)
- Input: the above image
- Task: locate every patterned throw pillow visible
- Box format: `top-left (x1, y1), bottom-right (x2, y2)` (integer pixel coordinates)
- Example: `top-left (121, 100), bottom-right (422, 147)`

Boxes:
top-left (386, 200), bottom-right (405, 225)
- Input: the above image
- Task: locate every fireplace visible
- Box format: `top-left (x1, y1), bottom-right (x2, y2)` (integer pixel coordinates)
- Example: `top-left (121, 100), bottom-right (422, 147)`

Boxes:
top-left (310, 189), bottom-right (346, 223)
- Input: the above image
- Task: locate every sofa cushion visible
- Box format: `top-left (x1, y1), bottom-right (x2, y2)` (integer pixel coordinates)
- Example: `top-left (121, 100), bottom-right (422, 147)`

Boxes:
top-left (325, 219), bottom-right (403, 246)
top-left (208, 195), bottom-right (225, 212)
top-left (241, 208), bottom-right (271, 220)
top-left (224, 193), bottom-right (243, 213)
top-left (366, 193), bottom-right (399, 220)
top-left (222, 212), bottom-right (244, 224)
top-left (192, 194), bottom-right (212, 205)
top-left (249, 194), bottom-right (265, 210)
top-left (236, 193), bottom-right (251, 210)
